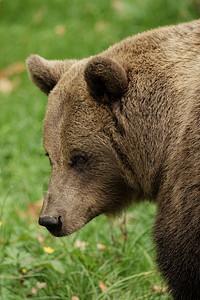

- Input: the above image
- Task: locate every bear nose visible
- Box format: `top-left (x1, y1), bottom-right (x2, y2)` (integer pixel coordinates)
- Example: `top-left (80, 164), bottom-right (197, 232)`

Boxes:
top-left (38, 216), bottom-right (62, 232)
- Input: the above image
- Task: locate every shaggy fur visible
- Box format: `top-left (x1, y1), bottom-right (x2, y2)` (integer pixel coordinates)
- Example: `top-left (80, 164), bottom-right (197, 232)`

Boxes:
top-left (27, 20), bottom-right (200, 299)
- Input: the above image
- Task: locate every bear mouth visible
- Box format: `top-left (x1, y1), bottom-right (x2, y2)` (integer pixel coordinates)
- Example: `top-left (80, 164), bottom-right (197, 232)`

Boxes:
top-left (46, 226), bottom-right (63, 237)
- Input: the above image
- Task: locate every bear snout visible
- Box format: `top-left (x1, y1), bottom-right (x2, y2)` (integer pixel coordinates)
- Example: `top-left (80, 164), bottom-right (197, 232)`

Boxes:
top-left (38, 215), bottom-right (62, 235)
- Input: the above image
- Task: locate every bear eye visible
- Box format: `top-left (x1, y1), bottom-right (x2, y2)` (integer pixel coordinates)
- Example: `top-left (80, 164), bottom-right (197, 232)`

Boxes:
top-left (45, 152), bottom-right (52, 166)
top-left (70, 154), bottom-right (89, 171)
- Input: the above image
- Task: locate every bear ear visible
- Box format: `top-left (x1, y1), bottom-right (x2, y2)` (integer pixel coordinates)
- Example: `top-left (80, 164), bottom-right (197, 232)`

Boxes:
top-left (84, 57), bottom-right (128, 105)
top-left (26, 55), bottom-right (76, 95)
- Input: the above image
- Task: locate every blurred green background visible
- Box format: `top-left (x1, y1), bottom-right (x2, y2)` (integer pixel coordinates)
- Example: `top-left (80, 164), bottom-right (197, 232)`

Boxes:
top-left (0, 0), bottom-right (199, 299)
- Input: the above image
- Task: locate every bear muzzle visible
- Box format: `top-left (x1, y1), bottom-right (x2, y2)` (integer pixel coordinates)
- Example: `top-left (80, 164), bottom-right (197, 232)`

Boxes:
top-left (38, 215), bottom-right (62, 236)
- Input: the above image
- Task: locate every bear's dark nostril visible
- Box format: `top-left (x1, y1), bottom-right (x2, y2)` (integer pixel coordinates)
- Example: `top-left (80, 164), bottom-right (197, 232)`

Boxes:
top-left (39, 216), bottom-right (62, 232)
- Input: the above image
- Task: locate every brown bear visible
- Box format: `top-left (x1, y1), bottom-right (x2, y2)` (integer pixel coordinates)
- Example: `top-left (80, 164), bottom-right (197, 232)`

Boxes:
top-left (26, 19), bottom-right (200, 300)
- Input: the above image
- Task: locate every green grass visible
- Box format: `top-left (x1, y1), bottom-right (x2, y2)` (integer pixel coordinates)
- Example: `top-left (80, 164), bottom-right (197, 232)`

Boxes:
top-left (0, 0), bottom-right (198, 299)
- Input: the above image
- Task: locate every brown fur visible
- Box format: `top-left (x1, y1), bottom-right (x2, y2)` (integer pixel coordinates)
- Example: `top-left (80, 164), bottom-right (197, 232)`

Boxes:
top-left (26, 20), bottom-right (200, 299)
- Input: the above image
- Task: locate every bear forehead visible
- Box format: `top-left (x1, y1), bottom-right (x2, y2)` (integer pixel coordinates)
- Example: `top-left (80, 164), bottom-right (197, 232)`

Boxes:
top-left (43, 76), bottom-right (113, 156)
top-left (45, 55), bottom-right (115, 130)
top-left (46, 82), bottom-right (110, 128)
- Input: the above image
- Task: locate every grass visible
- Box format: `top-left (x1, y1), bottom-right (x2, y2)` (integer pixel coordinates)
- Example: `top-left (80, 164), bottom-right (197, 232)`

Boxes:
top-left (0, 0), bottom-right (198, 299)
